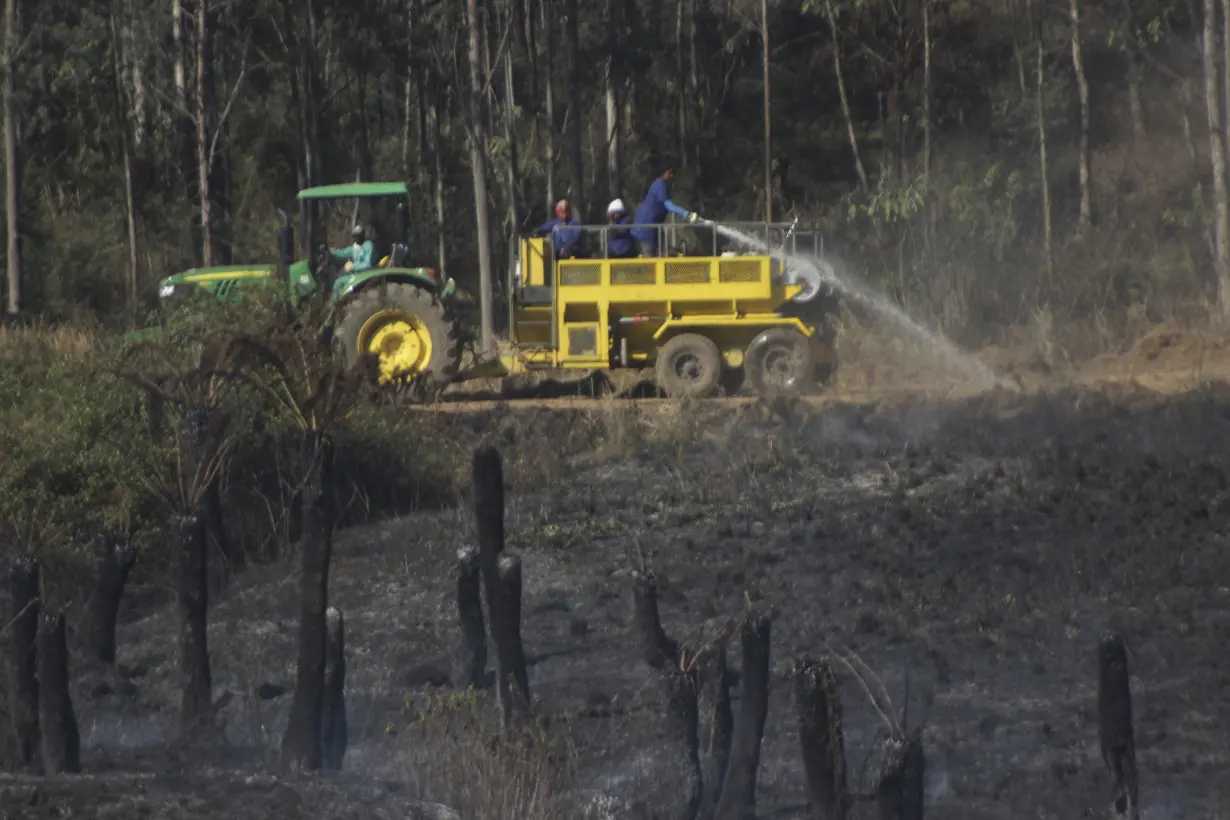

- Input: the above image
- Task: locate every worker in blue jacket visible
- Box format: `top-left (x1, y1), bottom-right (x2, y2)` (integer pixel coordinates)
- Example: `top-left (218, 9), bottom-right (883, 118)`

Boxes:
top-left (631, 164), bottom-right (699, 257)
top-left (605, 199), bottom-right (636, 258)
top-left (533, 199), bottom-right (585, 258)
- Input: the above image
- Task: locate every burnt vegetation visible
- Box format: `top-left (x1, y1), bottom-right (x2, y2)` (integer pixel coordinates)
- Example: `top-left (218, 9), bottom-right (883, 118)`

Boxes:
top-left (4, 0), bottom-right (1230, 815)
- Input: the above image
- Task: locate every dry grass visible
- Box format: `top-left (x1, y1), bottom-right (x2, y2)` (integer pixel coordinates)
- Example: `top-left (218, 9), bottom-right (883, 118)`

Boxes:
top-left (393, 688), bottom-right (572, 820)
top-left (0, 320), bottom-right (108, 359)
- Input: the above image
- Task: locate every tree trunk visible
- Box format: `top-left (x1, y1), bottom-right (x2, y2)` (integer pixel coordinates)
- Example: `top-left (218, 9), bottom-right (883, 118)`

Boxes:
top-left (3, 0), bottom-right (22, 315)
top-left (605, 0), bottom-right (621, 200)
top-left (565, 0), bottom-right (583, 215)
top-left (1036, 35), bottom-right (1055, 281)
top-left (1070, 0), bottom-right (1092, 233)
top-left (85, 534), bottom-right (138, 664)
top-left (452, 544), bottom-right (488, 689)
top-left (321, 607), bottom-right (347, 771)
top-left (4, 559), bottom-right (40, 771)
top-left (176, 514), bottom-right (212, 731)
top-left (466, 0), bottom-right (495, 350)
top-left (196, 0), bottom-right (215, 267)
top-left (503, 37), bottom-right (522, 233)
top-left (36, 613), bottom-right (80, 775)
top-left (823, 0), bottom-right (868, 190)
top-left (922, 0), bottom-right (932, 187)
top-left (761, 0), bottom-right (772, 222)
top-left (1179, 78), bottom-right (1216, 262)
top-left (1098, 635), bottom-right (1140, 819)
top-left (293, 0), bottom-right (321, 257)
top-left (714, 614), bottom-right (772, 820)
top-left (1205, 0), bottom-right (1230, 307)
top-left (281, 433), bottom-right (335, 771)
top-left (429, 78), bottom-right (447, 277)
top-left (542, 0), bottom-right (556, 212)
top-left (794, 659), bottom-right (847, 820)
top-left (676, 0), bottom-right (687, 169)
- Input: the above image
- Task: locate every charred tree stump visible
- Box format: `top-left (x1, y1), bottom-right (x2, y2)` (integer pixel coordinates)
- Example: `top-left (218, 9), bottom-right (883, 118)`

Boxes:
top-left (452, 545), bottom-right (487, 689)
top-left (176, 514), bottom-right (213, 732)
top-left (697, 644), bottom-right (734, 820)
top-left (714, 613), bottom-right (772, 820)
top-left (632, 569), bottom-right (679, 670)
top-left (85, 534), bottom-right (138, 664)
top-left (875, 732), bottom-right (925, 820)
top-left (321, 607), bottom-right (347, 771)
top-left (659, 667), bottom-right (703, 820)
top-left (36, 613), bottom-right (80, 774)
top-left (1098, 633), bottom-right (1139, 819)
top-left (4, 559), bottom-right (40, 771)
top-left (472, 446), bottom-right (504, 578)
top-left (794, 658), bottom-right (848, 820)
top-left (282, 434), bottom-right (336, 771)
top-left (492, 553), bottom-right (531, 720)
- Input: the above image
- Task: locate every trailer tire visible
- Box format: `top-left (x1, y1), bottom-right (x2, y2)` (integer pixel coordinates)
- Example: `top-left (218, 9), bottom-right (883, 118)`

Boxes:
top-left (336, 283), bottom-right (462, 386)
top-left (656, 333), bottom-right (722, 398)
top-left (745, 327), bottom-right (815, 397)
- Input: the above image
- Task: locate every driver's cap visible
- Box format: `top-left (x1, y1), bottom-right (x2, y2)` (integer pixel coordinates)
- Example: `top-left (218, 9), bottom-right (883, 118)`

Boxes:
top-left (351, 223), bottom-right (364, 236)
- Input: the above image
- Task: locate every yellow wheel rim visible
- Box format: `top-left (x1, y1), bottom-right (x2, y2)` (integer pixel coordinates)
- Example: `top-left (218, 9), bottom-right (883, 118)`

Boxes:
top-left (357, 309), bottom-right (434, 383)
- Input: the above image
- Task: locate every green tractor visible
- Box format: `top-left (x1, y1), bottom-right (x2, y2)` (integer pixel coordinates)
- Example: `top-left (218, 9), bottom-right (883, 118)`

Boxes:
top-left (150, 182), bottom-right (465, 387)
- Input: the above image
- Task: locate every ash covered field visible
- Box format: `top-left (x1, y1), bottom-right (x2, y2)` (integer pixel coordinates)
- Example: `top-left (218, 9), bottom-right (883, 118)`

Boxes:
top-left (4, 378), bottom-right (1229, 819)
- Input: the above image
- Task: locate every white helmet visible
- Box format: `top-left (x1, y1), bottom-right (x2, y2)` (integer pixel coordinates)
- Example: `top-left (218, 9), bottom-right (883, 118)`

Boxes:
top-left (607, 198), bottom-right (625, 215)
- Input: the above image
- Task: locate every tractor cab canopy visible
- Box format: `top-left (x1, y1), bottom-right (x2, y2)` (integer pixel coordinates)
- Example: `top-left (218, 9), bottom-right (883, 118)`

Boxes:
top-left (282, 181), bottom-right (413, 273)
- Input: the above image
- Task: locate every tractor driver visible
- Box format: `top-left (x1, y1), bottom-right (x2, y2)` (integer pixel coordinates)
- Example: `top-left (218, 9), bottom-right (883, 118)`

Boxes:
top-left (328, 224), bottom-right (375, 274)
top-left (533, 199), bottom-right (585, 259)
top-left (631, 161), bottom-right (699, 257)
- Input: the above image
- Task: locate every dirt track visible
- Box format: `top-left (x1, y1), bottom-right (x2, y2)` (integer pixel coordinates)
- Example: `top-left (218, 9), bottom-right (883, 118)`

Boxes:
top-left (5, 327), bottom-right (1230, 819)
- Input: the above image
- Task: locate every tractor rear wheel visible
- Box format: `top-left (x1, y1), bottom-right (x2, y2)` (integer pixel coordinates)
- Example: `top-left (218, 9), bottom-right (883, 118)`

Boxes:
top-left (656, 333), bottom-right (722, 398)
top-left (744, 327), bottom-right (815, 398)
top-left (336, 283), bottom-right (462, 387)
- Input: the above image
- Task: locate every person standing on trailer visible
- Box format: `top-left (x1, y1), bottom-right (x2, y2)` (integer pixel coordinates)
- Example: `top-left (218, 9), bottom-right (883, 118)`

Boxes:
top-left (631, 163), bottom-right (699, 257)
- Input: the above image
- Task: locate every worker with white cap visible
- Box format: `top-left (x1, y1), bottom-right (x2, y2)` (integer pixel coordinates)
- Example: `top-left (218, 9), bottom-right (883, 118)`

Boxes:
top-left (328, 223), bottom-right (375, 273)
top-left (606, 198), bottom-right (635, 259)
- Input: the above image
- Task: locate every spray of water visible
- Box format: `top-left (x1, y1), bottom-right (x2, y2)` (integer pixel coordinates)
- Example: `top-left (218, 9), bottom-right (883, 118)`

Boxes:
top-left (710, 222), bottom-right (1012, 390)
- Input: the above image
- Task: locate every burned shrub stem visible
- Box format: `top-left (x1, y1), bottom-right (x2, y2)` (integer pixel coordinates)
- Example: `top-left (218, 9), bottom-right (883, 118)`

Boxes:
top-left (452, 545), bottom-right (487, 689)
top-left (633, 569), bottom-right (680, 670)
top-left (698, 644), bottom-right (734, 820)
top-left (794, 658), bottom-right (848, 820)
top-left (282, 433), bottom-right (336, 771)
top-left (322, 607), bottom-right (348, 771)
top-left (663, 667), bottom-right (703, 820)
top-left (85, 534), bottom-right (138, 665)
top-left (493, 553), bottom-right (531, 719)
top-left (714, 613), bottom-right (772, 820)
top-left (875, 731), bottom-right (925, 820)
top-left (5, 559), bottom-right (41, 771)
top-left (176, 513), bottom-right (213, 732)
top-left (1098, 633), bottom-right (1139, 819)
top-left (36, 613), bottom-right (80, 774)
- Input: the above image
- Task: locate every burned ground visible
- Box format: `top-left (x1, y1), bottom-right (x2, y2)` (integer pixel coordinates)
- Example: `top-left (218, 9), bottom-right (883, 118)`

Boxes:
top-left (4, 377), bottom-right (1230, 818)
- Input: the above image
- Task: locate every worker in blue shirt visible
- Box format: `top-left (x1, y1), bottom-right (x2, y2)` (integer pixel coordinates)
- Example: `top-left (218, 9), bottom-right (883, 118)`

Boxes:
top-left (605, 199), bottom-right (636, 258)
top-left (533, 199), bottom-right (585, 258)
top-left (631, 164), bottom-right (699, 257)
top-left (329, 224), bottom-right (375, 273)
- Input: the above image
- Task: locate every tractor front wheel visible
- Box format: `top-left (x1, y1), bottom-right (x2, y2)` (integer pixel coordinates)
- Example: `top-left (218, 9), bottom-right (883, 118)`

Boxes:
top-left (655, 333), bottom-right (722, 398)
top-left (336, 283), bottom-right (462, 387)
top-left (744, 327), bottom-right (815, 398)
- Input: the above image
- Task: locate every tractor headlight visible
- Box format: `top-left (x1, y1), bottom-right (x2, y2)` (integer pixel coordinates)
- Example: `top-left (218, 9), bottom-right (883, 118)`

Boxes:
top-left (159, 284), bottom-right (176, 299)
